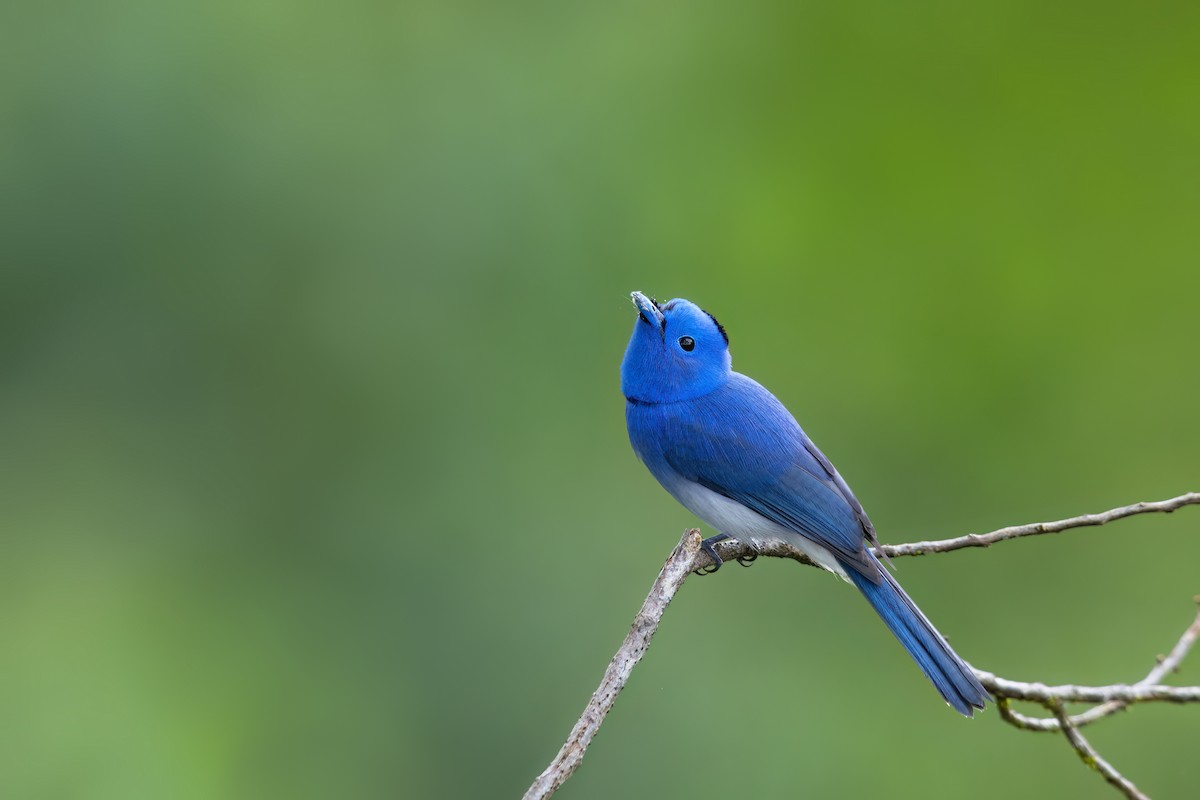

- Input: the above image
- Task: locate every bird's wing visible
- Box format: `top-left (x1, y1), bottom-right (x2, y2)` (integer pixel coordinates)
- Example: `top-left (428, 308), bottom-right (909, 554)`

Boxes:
top-left (660, 377), bottom-right (879, 579)
top-left (797, 432), bottom-right (881, 550)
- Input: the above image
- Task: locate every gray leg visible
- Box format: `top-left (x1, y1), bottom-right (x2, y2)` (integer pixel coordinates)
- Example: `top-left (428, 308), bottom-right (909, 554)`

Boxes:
top-left (697, 533), bottom-right (732, 575)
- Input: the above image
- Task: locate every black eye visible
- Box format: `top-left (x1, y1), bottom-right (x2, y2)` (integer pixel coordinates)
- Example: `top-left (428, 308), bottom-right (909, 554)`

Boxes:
top-left (678, 336), bottom-right (695, 351)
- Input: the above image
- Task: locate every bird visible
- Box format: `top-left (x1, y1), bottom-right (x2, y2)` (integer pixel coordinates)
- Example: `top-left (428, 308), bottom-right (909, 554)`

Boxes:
top-left (621, 291), bottom-right (989, 717)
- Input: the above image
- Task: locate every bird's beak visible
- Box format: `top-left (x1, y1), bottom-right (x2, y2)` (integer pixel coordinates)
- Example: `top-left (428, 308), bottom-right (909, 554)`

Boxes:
top-left (630, 291), bottom-right (665, 328)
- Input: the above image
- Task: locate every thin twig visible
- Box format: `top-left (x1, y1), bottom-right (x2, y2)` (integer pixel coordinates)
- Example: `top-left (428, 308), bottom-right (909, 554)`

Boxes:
top-left (880, 493), bottom-right (1200, 557)
top-left (988, 602), bottom-right (1200, 732)
top-left (696, 492), bottom-right (1200, 570)
top-left (1046, 699), bottom-right (1149, 800)
top-left (522, 530), bottom-right (702, 800)
top-left (973, 673), bottom-right (1200, 704)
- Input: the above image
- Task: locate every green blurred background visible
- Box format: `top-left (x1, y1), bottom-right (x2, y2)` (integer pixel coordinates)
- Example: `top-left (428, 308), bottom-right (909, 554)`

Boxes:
top-left (3, 1), bottom-right (1198, 798)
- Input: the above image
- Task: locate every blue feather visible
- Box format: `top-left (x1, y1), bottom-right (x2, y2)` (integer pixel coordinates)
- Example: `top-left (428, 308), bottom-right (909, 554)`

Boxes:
top-left (621, 292), bottom-right (989, 717)
top-left (847, 553), bottom-right (990, 716)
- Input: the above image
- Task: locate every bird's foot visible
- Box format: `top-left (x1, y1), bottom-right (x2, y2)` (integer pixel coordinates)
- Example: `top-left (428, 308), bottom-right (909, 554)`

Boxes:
top-left (736, 545), bottom-right (760, 568)
top-left (696, 533), bottom-right (732, 575)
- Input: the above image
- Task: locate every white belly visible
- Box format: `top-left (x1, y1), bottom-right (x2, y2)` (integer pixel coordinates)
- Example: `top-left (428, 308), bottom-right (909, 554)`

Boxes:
top-left (669, 478), bottom-right (849, 580)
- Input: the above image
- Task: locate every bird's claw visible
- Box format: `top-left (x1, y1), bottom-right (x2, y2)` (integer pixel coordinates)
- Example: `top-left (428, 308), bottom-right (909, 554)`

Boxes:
top-left (696, 533), bottom-right (732, 575)
top-left (737, 552), bottom-right (758, 567)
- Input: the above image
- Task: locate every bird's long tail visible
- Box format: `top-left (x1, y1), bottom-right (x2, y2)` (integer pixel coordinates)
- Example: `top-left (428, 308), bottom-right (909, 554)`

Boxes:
top-left (844, 554), bottom-right (990, 717)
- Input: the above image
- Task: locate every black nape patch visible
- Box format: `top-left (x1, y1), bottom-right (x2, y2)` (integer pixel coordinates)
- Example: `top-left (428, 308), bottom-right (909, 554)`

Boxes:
top-left (702, 309), bottom-right (728, 344)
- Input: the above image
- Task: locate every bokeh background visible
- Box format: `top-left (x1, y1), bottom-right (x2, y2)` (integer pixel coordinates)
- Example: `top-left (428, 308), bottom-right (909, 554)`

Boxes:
top-left (3, 1), bottom-right (1198, 798)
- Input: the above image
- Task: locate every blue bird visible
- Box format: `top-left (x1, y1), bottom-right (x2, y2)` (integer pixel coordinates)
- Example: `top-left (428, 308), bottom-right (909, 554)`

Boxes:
top-left (621, 291), bottom-right (989, 717)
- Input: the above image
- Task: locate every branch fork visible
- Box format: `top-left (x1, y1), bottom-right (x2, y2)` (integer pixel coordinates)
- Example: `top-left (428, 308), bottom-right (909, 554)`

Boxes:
top-left (524, 493), bottom-right (1200, 800)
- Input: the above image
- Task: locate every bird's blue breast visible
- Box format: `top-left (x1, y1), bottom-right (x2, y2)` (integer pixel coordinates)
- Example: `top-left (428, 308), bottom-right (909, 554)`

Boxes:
top-left (626, 375), bottom-right (800, 489)
top-left (625, 373), bottom-right (877, 578)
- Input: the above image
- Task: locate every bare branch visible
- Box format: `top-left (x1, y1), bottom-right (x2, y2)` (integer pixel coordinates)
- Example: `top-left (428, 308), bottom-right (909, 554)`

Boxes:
top-left (974, 672), bottom-right (1200, 705)
top-left (522, 530), bottom-right (702, 800)
top-left (695, 492), bottom-right (1200, 570)
top-left (983, 599), bottom-right (1200, 798)
top-left (986, 603), bottom-right (1200, 732)
top-left (1134, 601), bottom-right (1200, 683)
top-left (881, 492), bottom-right (1200, 557)
top-left (525, 495), bottom-right (1200, 799)
top-left (995, 696), bottom-right (1036, 730)
top-left (1046, 699), bottom-right (1149, 800)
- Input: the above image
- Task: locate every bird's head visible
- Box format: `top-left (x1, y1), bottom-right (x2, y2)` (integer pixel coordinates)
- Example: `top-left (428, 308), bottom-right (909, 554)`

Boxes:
top-left (621, 291), bottom-right (731, 404)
